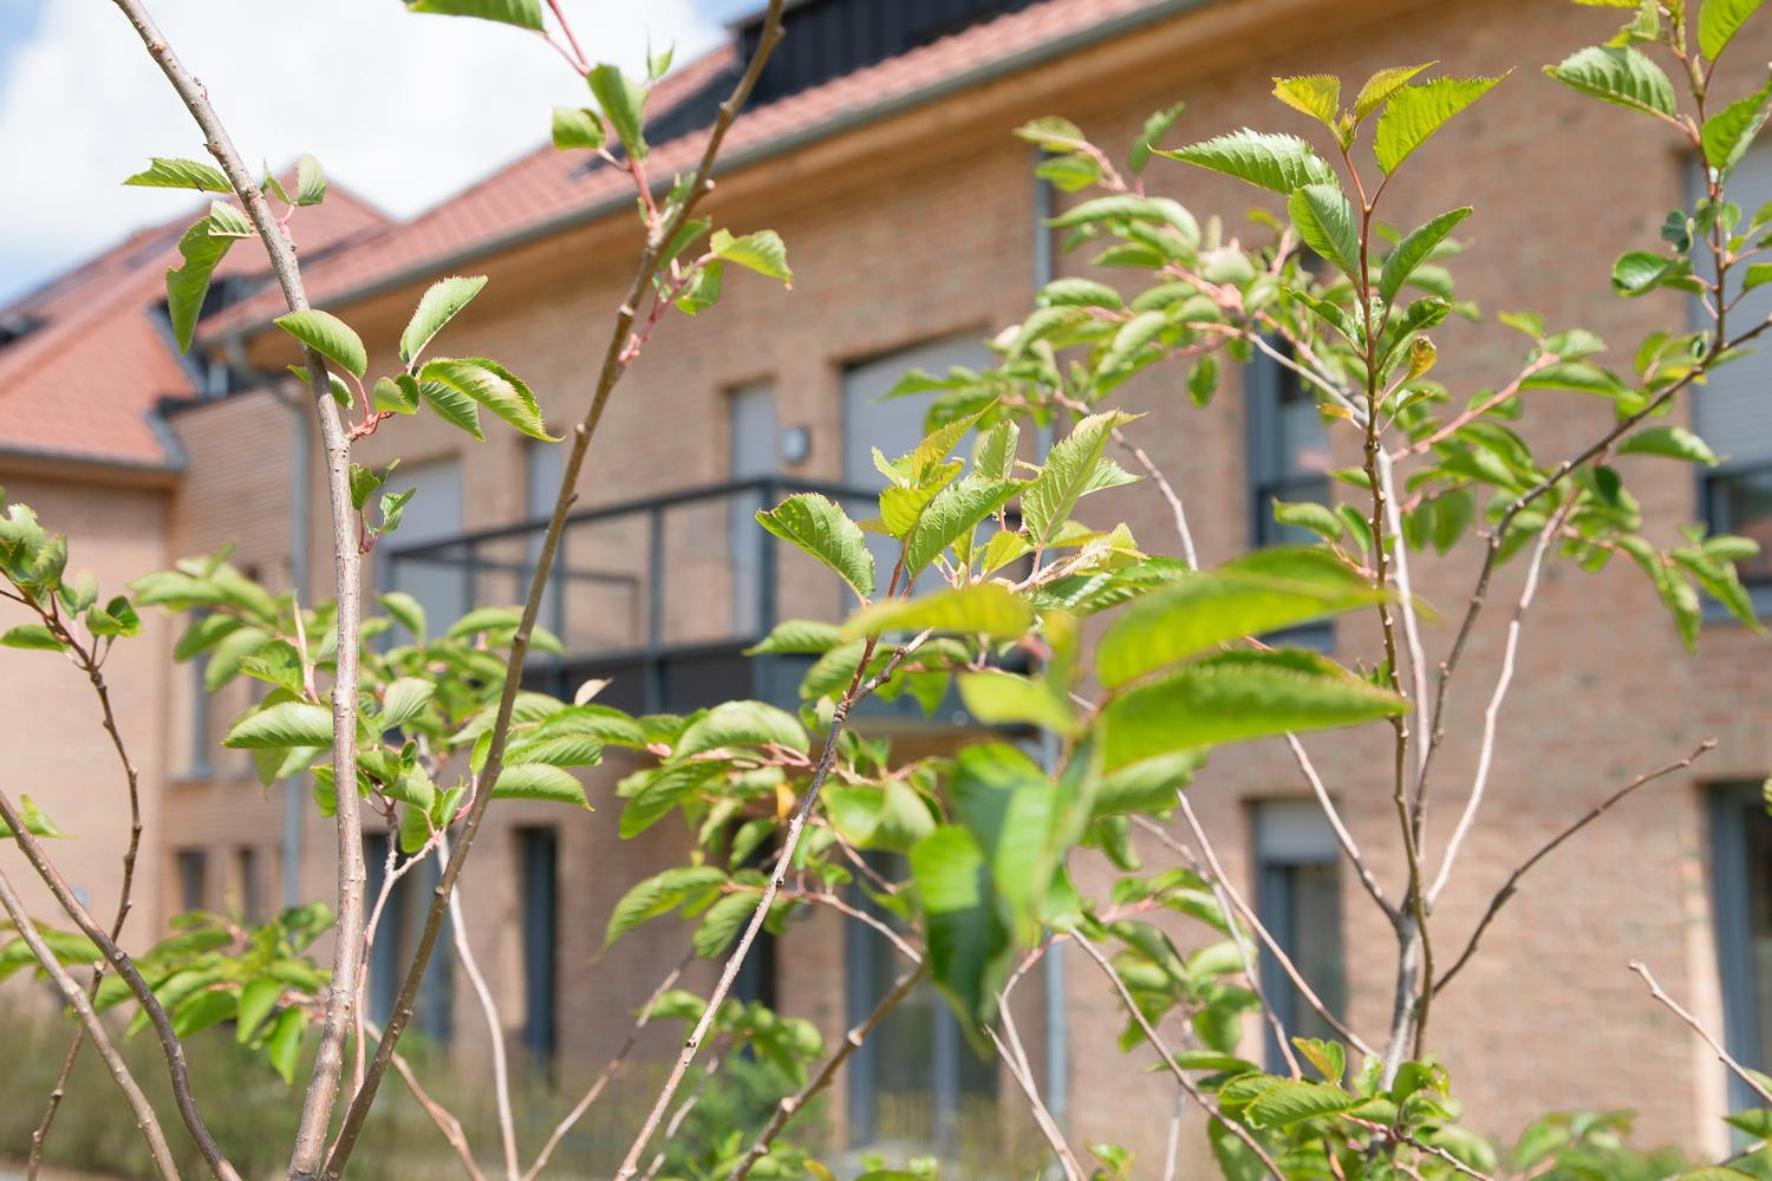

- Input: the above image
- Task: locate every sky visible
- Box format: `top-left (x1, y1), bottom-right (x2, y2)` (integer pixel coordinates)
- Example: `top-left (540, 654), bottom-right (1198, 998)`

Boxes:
top-left (0, 0), bottom-right (757, 307)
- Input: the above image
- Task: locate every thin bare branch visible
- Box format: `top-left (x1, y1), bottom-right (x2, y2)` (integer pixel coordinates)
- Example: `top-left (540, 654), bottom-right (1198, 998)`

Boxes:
top-left (1434, 741), bottom-right (1715, 996)
top-left (0, 866), bottom-right (181, 1181)
top-left (1631, 961), bottom-right (1772, 1105)
top-left (1073, 932), bottom-right (1285, 1181)
top-left (989, 1025), bottom-right (1086, 1181)
top-left (367, 1022), bottom-right (488, 1181)
top-left (440, 837), bottom-right (519, 1181)
top-left (0, 789), bottom-right (242, 1181)
top-left (1285, 734), bottom-right (1395, 920)
top-left (1115, 427), bottom-right (1197, 570)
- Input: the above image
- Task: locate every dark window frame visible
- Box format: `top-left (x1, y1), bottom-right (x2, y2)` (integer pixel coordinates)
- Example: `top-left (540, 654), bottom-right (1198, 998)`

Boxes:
top-left (1252, 800), bottom-right (1348, 1074)
top-left (517, 826), bottom-right (560, 1067)
top-left (1710, 782), bottom-right (1769, 1114)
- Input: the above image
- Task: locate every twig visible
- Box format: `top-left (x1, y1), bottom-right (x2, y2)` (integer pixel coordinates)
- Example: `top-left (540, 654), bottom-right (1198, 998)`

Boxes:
top-left (988, 1025), bottom-right (1086, 1181)
top-left (324, 9), bottom-right (788, 1175)
top-left (1431, 740), bottom-right (1714, 995)
top-left (1286, 734), bottom-right (1395, 920)
top-left (1073, 933), bottom-right (1285, 1180)
top-left (440, 836), bottom-right (519, 1181)
top-left (1166, 797), bottom-right (1376, 1057)
top-left (1343, 1117), bottom-right (1495, 1180)
top-left (1115, 427), bottom-right (1197, 570)
top-left (640, 1044), bottom-right (729, 1181)
top-left (0, 865), bottom-right (182, 1181)
top-left (728, 964), bottom-right (930, 1180)
top-left (521, 949), bottom-right (696, 1181)
top-left (1426, 495), bottom-right (1574, 906)
top-left (0, 788), bottom-right (242, 1181)
top-left (1631, 961), bottom-right (1772, 1105)
top-left (1162, 1090), bottom-right (1186, 1181)
top-left (367, 1021), bottom-right (488, 1181)
top-left (1376, 450), bottom-right (1431, 802)
top-left (103, 6), bottom-right (370, 1174)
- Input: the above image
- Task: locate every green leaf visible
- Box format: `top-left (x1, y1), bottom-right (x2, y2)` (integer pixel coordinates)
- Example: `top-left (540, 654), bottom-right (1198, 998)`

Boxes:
top-left (0, 796), bottom-right (68, 840)
top-left (124, 157), bottom-right (231, 192)
top-left (1273, 75), bottom-right (1342, 131)
top-left (235, 976), bottom-right (284, 1044)
top-left (710, 229), bottom-right (793, 285)
top-left (1291, 1037), bottom-right (1346, 1084)
top-left (1745, 262), bottom-right (1772, 293)
top-left (959, 669), bottom-right (1076, 736)
top-left (1618, 425), bottom-right (1720, 465)
top-left (841, 584), bottom-right (1033, 642)
top-left (1039, 277), bottom-right (1125, 309)
top-left (1700, 0), bottom-right (1767, 60)
top-left (418, 375), bottom-right (484, 439)
top-left (1130, 102), bottom-right (1185, 174)
top-left (1, 623), bottom-right (63, 651)
top-left (1159, 129), bottom-right (1338, 194)
top-left (224, 701), bottom-right (334, 749)
top-left (948, 743), bottom-right (1068, 945)
top-left (744, 619), bottom-right (840, 655)
top-left (1286, 183), bottom-right (1361, 280)
top-left (373, 375), bottom-right (420, 415)
top-left (1096, 548), bottom-right (1386, 687)
top-left (755, 494), bottom-right (875, 600)
top-left (1543, 46), bottom-right (1676, 120)
top-left (295, 154), bottom-right (326, 206)
top-left (910, 825), bottom-right (1011, 1030)
top-left (824, 779), bottom-right (936, 853)
top-left (1380, 207), bottom-right (1471, 306)
top-left (379, 591), bottom-right (427, 641)
top-left (1022, 411), bottom-right (1132, 546)
top-left (165, 215), bottom-right (241, 353)
top-left (1099, 649), bottom-right (1405, 771)
top-left (605, 866), bottom-right (727, 947)
top-left (274, 309), bottom-right (367, 379)
top-left (1702, 78), bottom-right (1772, 175)
top-left (904, 478), bottom-right (1021, 578)
top-left (1245, 1080), bottom-right (1357, 1127)
top-left (1375, 75), bottom-right (1505, 173)
top-left (264, 1007), bottom-right (308, 1084)
top-left (421, 357), bottom-right (553, 441)
top-left (588, 63), bottom-right (648, 158)
top-left (492, 764), bottom-right (589, 807)
top-left (379, 677), bottom-right (435, 731)
top-left (400, 276), bottom-right (488, 367)
top-left (551, 106), bottom-right (606, 151)
top-left (1352, 62), bottom-right (1435, 120)
top-left (691, 891), bottom-right (759, 958)
top-left (675, 700), bottom-right (809, 758)
top-left (619, 762), bottom-right (714, 838)
top-left (404, 0), bottom-right (543, 29)
top-left (205, 200), bottom-right (253, 238)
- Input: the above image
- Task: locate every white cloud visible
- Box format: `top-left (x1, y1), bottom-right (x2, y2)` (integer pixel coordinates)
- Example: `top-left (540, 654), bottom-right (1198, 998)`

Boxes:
top-left (0, 0), bottom-right (731, 303)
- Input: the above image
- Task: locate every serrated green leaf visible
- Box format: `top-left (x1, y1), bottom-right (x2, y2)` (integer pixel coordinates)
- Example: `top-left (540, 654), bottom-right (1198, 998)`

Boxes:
top-left (224, 701), bottom-right (334, 749)
top-left (165, 216), bottom-right (240, 353)
top-left (404, 0), bottom-right (543, 29)
top-left (743, 619), bottom-right (840, 655)
top-left (421, 357), bottom-right (553, 440)
top-left (400, 276), bottom-right (488, 367)
top-left (295, 154), bottom-right (325, 206)
top-left (604, 866), bottom-right (727, 947)
top-left (1022, 411), bottom-right (1133, 546)
top-left (1700, 0), bottom-right (1767, 60)
top-left (492, 763), bottom-right (589, 807)
top-left (0, 796), bottom-right (68, 840)
top-left (1, 623), bottom-right (63, 651)
top-left (1273, 74), bottom-right (1342, 130)
top-left (710, 228), bottom-right (793, 284)
top-left (841, 584), bottom-right (1033, 642)
top-left (1375, 75), bottom-right (1505, 173)
top-left (910, 825), bottom-right (1011, 1031)
top-left (378, 677), bottom-right (435, 731)
top-left (904, 478), bottom-right (1021, 578)
top-left (124, 157), bottom-right (231, 192)
top-left (552, 106), bottom-right (606, 150)
top-left (756, 494), bottom-right (875, 600)
top-left (1287, 183), bottom-right (1361, 280)
top-left (275, 309), bottom-right (367, 379)
top-left (1380, 207), bottom-right (1471, 306)
top-left (1245, 1080), bottom-right (1356, 1127)
top-left (418, 375), bottom-right (484, 439)
top-left (588, 63), bottom-right (648, 158)
top-left (1702, 78), bottom-right (1772, 175)
top-left (1160, 129), bottom-right (1337, 194)
top-left (675, 699), bottom-right (808, 758)
top-left (1100, 649), bottom-right (1404, 771)
top-left (1544, 45), bottom-right (1675, 119)
top-left (1352, 62), bottom-right (1435, 120)
top-left (1619, 425), bottom-right (1720, 465)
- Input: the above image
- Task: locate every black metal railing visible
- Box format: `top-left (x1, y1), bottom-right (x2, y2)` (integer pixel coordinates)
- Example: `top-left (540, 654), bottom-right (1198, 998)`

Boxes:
top-left (383, 477), bottom-right (882, 714)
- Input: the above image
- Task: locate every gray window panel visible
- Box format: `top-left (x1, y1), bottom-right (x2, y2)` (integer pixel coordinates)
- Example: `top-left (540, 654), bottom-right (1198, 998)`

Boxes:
top-left (844, 333), bottom-right (992, 597)
top-left (730, 383), bottom-right (779, 636)
top-left (1695, 147), bottom-right (1772, 466)
top-left (177, 849), bottom-right (207, 913)
top-left (518, 827), bottom-right (559, 1066)
top-left (1253, 802), bottom-right (1346, 1073)
top-left (383, 458), bottom-right (466, 637)
top-left (1710, 784), bottom-right (1772, 1115)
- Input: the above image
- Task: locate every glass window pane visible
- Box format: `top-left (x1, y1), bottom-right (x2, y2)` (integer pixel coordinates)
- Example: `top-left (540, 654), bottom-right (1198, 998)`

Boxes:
top-left (1711, 469), bottom-right (1772, 585)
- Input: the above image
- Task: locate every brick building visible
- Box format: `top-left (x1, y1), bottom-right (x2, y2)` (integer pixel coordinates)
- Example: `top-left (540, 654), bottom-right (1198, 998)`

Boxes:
top-left (4, 0), bottom-right (1772, 1172)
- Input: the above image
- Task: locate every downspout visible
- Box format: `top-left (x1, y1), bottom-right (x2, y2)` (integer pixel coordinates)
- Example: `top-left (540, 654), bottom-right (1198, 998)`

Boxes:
top-left (1031, 150), bottom-right (1071, 1137)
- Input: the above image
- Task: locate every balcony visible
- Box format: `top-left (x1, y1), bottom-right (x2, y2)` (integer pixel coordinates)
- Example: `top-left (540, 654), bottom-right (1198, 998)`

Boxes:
top-left (383, 477), bottom-right (910, 716)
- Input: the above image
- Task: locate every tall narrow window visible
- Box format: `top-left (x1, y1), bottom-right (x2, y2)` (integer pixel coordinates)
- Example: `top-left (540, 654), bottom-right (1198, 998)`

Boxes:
top-left (364, 832), bottom-right (454, 1044)
top-left (1696, 147), bottom-right (1772, 612)
top-left (187, 612), bottom-right (214, 778)
top-left (526, 440), bottom-right (566, 644)
top-left (729, 383), bottom-right (778, 637)
top-left (844, 333), bottom-right (992, 597)
top-left (176, 849), bottom-right (208, 913)
top-left (1253, 801), bottom-right (1347, 1073)
top-left (1710, 784), bottom-right (1772, 1112)
top-left (518, 826), bottom-right (559, 1066)
top-left (846, 853), bottom-right (996, 1156)
top-left (1246, 345), bottom-right (1334, 548)
top-left (381, 458), bottom-right (466, 637)
top-left (237, 846), bottom-right (262, 924)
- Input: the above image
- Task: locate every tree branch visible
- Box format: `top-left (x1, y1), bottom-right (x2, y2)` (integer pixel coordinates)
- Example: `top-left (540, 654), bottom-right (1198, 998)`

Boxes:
top-left (0, 864), bottom-right (182, 1181)
top-left (102, 7), bottom-right (369, 1175)
top-left (322, 8), bottom-right (788, 1175)
top-left (1630, 960), bottom-right (1772, 1105)
top-left (1433, 741), bottom-right (1714, 996)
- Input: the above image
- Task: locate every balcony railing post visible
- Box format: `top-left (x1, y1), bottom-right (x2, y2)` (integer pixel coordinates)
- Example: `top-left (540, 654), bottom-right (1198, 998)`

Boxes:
top-left (645, 504), bottom-right (665, 713)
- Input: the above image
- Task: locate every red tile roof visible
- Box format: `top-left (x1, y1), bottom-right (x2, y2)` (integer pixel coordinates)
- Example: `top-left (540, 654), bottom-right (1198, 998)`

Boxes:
top-left (0, 185), bottom-right (388, 469)
top-left (210, 0), bottom-right (1182, 341)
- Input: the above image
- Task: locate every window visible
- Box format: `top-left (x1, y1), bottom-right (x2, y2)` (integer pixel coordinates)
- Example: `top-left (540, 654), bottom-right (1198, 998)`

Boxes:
top-left (1253, 801), bottom-right (1347, 1074)
top-left (1246, 343), bottom-right (1334, 548)
top-left (517, 827), bottom-right (559, 1066)
top-left (844, 333), bottom-right (992, 597)
top-left (176, 849), bottom-right (208, 913)
top-left (187, 613), bottom-right (215, 778)
top-left (364, 832), bottom-right (453, 1044)
top-left (237, 846), bottom-right (262, 924)
top-left (1710, 784), bottom-right (1772, 1112)
top-left (846, 854), bottom-right (996, 1156)
top-left (1695, 147), bottom-right (1772, 612)
top-left (525, 440), bottom-right (566, 645)
top-left (729, 383), bottom-right (779, 637)
top-left (381, 458), bottom-right (466, 637)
